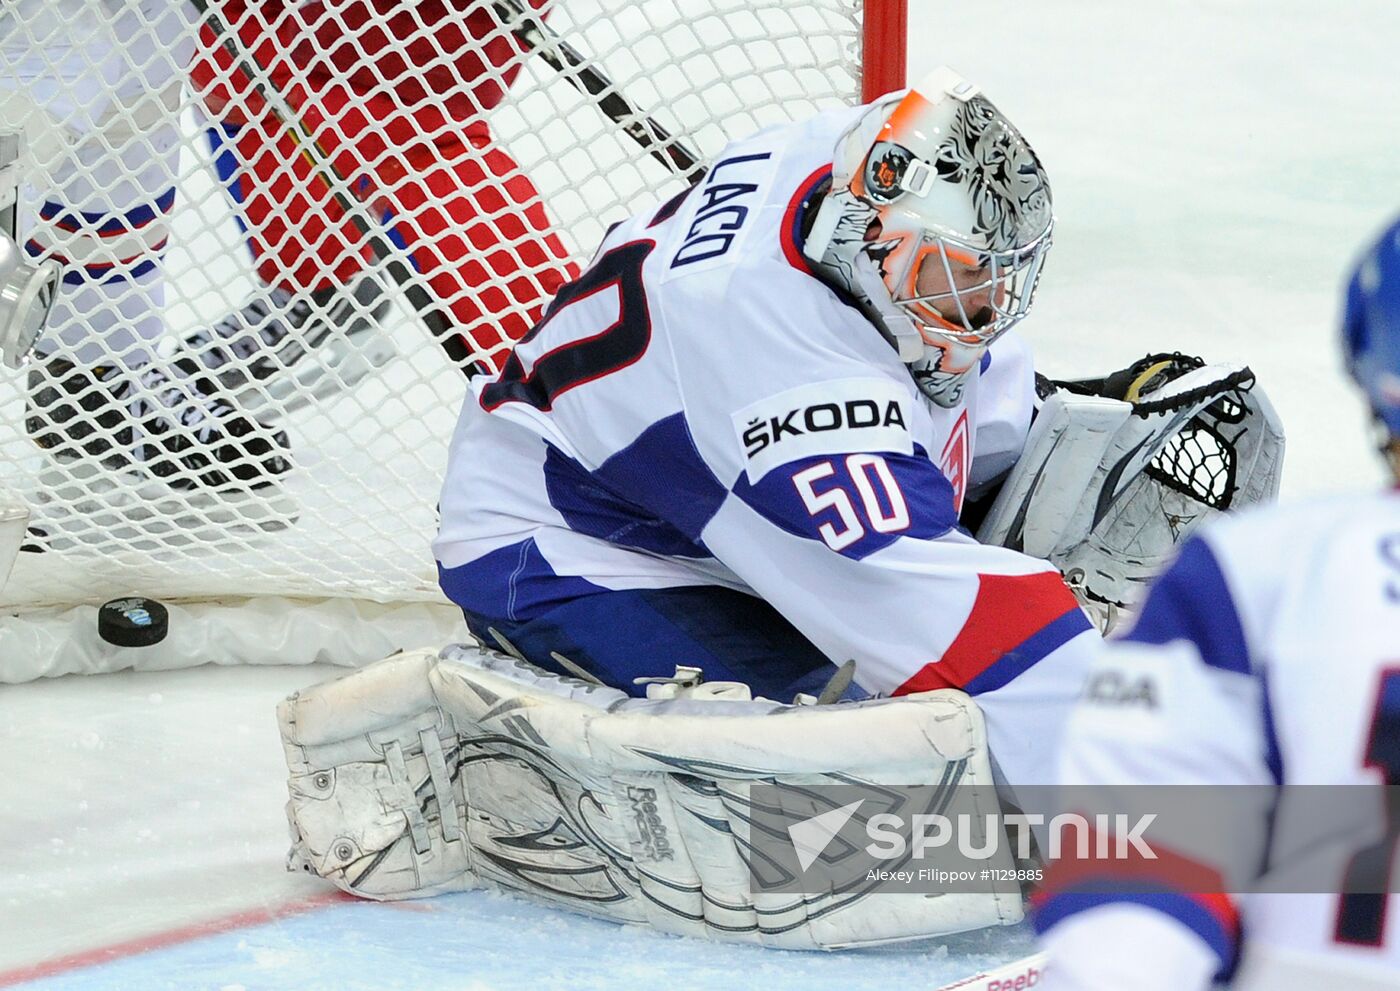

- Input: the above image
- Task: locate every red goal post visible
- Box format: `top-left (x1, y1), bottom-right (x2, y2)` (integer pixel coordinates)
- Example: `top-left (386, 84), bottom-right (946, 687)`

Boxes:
top-left (0, 0), bottom-right (908, 680)
top-left (862, 0), bottom-right (909, 102)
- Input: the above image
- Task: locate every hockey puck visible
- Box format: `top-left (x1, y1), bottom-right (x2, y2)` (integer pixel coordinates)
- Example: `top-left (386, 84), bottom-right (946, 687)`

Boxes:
top-left (98, 597), bottom-right (169, 647)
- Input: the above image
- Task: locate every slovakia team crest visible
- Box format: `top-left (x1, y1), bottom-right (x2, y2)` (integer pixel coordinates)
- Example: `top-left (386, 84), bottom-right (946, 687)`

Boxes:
top-left (939, 411), bottom-right (970, 515)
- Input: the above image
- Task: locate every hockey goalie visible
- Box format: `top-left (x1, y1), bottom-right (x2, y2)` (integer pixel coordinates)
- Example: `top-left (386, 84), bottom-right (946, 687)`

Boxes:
top-left (278, 68), bottom-right (1284, 949)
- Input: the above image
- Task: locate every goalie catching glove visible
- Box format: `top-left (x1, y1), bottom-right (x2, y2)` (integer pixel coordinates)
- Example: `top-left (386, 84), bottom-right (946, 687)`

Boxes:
top-left (978, 353), bottom-right (1284, 631)
top-left (278, 643), bottom-right (1023, 949)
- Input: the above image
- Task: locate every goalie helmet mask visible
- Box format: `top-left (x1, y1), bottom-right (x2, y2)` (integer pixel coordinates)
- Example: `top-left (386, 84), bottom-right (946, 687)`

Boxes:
top-left (803, 68), bottom-right (1053, 407)
top-left (1342, 213), bottom-right (1400, 478)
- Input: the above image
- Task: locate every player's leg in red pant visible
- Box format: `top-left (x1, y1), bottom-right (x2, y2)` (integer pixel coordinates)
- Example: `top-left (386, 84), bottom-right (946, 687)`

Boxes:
top-left (192, 0), bottom-right (358, 294)
top-left (190, 0), bottom-right (574, 374)
top-left (369, 136), bottom-right (577, 373)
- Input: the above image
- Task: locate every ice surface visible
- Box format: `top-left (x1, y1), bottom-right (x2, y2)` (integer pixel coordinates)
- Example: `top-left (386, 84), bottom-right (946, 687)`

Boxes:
top-left (5, 0), bottom-right (1400, 987)
top-left (0, 665), bottom-right (1038, 989)
top-left (933, 0), bottom-right (1400, 498)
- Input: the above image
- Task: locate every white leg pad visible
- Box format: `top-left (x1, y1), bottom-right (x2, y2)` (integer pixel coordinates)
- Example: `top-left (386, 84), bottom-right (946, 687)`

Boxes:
top-left (279, 644), bottom-right (1024, 949)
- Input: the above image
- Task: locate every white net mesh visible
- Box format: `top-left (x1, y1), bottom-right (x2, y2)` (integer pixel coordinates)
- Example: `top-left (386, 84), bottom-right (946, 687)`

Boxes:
top-left (0, 0), bottom-right (880, 613)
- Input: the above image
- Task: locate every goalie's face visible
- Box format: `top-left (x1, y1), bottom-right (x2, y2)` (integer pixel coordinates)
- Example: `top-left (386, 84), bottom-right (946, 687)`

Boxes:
top-left (850, 82), bottom-right (1054, 376)
top-left (891, 229), bottom-right (1051, 351)
top-left (810, 69), bottom-right (1055, 404)
top-left (914, 246), bottom-right (1001, 333)
top-left (864, 223), bottom-right (1051, 377)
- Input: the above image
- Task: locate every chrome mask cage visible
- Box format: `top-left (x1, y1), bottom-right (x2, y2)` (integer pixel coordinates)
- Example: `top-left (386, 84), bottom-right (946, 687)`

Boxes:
top-left (887, 221), bottom-right (1053, 349)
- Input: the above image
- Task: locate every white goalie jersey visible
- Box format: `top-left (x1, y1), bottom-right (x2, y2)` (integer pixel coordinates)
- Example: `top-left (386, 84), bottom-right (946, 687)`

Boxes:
top-left (434, 104), bottom-right (1094, 717)
top-left (1036, 491), bottom-right (1400, 991)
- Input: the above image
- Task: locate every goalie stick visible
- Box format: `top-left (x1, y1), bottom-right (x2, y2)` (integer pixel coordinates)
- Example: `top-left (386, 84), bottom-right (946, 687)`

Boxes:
top-left (491, 0), bottom-right (704, 179)
top-left (933, 951), bottom-right (1049, 991)
top-left (187, 0), bottom-right (475, 371)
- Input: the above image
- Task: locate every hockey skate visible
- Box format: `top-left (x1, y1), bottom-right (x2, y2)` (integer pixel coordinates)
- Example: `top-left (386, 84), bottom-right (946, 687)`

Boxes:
top-left (179, 273), bottom-right (396, 413)
top-left (24, 355), bottom-right (298, 547)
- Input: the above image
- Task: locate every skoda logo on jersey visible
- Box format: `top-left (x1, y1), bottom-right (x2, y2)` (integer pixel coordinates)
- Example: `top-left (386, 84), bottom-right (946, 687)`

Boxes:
top-left (742, 399), bottom-right (906, 458)
top-left (732, 378), bottom-right (914, 482)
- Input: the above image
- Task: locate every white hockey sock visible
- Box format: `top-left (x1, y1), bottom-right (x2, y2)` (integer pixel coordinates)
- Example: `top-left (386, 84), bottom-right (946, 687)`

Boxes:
top-left (29, 183), bottom-right (175, 368)
top-left (3, 0), bottom-right (196, 370)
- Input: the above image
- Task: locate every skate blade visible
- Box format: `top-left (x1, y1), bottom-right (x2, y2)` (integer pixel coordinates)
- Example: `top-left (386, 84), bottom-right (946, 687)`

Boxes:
top-left (243, 331), bottom-right (399, 415)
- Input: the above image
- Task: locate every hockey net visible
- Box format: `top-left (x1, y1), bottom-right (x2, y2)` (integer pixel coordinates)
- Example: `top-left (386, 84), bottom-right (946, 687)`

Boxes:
top-left (0, 0), bottom-right (905, 677)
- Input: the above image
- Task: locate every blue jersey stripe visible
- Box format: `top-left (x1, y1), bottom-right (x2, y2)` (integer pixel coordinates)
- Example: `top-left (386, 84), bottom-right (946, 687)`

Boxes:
top-left (591, 413), bottom-right (728, 542)
top-left (540, 413), bottom-right (725, 558)
top-left (438, 538), bottom-right (608, 623)
top-left (542, 442), bottom-right (713, 559)
top-left (730, 444), bottom-right (959, 561)
top-left (963, 607), bottom-right (1093, 695)
top-left (39, 187), bottom-right (176, 235)
top-left (1259, 667), bottom-right (1284, 785)
top-left (205, 124), bottom-right (251, 237)
top-left (29, 237), bottom-right (163, 286)
top-left (1123, 536), bottom-right (1251, 675)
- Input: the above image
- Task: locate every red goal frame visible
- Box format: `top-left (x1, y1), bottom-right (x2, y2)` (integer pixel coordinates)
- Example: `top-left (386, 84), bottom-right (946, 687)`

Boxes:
top-left (862, 0), bottom-right (909, 101)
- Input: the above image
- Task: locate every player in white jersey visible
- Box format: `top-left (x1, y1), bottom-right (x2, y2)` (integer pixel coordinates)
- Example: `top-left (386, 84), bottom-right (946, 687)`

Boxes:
top-left (276, 70), bottom-right (1279, 940)
top-left (435, 68), bottom-right (1105, 793)
top-left (1, 0), bottom-right (293, 493)
top-left (1033, 215), bottom-right (1400, 990)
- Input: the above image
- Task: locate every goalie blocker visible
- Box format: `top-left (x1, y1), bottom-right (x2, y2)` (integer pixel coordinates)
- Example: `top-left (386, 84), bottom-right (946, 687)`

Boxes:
top-left (278, 644), bottom-right (1023, 949)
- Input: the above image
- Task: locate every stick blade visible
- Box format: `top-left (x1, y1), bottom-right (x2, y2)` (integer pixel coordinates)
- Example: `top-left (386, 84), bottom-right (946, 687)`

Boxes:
top-left (933, 952), bottom-right (1049, 991)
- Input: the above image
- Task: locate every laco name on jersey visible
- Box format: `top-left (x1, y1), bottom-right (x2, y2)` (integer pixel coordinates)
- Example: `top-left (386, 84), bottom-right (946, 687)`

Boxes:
top-left (742, 398), bottom-right (908, 460)
top-left (671, 153), bottom-right (772, 268)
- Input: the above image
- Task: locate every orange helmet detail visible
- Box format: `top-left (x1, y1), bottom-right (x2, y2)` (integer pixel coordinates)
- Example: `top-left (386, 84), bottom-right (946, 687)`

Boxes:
top-left (804, 68), bottom-right (1053, 405)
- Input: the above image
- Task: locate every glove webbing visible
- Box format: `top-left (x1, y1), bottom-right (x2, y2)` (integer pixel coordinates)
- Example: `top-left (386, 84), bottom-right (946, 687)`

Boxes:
top-left (1131, 366), bottom-right (1256, 418)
